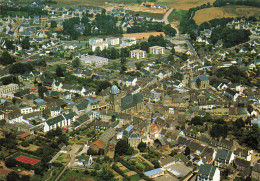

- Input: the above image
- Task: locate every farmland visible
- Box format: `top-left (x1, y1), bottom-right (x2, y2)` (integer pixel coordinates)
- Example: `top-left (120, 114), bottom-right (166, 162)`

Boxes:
top-left (157, 0), bottom-right (216, 10)
top-left (193, 5), bottom-right (260, 25)
top-left (125, 10), bottom-right (164, 20)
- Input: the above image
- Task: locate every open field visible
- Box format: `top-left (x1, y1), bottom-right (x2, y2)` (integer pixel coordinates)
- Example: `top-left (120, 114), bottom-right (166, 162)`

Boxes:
top-left (126, 10), bottom-right (164, 20)
top-left (193, 5), bottom-right (260, 25)
top-left (158, 0), bottom-right (216, 10)
top-left (18, 144), bottom-right (39, 151)
top-left (123, 32), bottom-right (165, 40)
top-left (168, 9), bottom-right (187, 22)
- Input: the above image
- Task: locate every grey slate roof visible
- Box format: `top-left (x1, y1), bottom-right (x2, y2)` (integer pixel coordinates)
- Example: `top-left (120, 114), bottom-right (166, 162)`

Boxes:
top-left (197, 164), bottom-right (216, 180)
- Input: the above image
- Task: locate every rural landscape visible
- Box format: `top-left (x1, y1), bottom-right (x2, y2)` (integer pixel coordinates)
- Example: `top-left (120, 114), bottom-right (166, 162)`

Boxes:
top-left (0, 0), bottom-right (259, 181)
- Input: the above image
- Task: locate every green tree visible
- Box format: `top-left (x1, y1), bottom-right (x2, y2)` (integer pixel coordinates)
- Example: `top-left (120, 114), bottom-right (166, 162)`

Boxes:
top-left (5, 40), bottom-right (15, 50)
top-left (137, 141), bottom-right (147, 152)
top-left (120, 57), bottom-right (127, 65)
top-left (184, 146), bottom-right (190, 156)
top-left (50, 20), bottom-right (57, 28)
top-left (72, 58), bottom-right (81, 68)
top-left (170, 47), bottom-right (175, 54)
top-left (0, 51), bottom-right (15, 65)
top-left (167, 54), bottom-right (174, 61)
top-left (7, 171), bottom-right (19, 181)
top-left (21, 37), bottom-right (30, 50)
top-left (135, 62), bottom-right (143, 70)
top-left (38, 86), bottom-right (47, 99)
top-left (56, 66), bottom-right (64, 77)
top-left (163, 24), bottom-right (177, 37)
top-left (115, 140), bottom-right (129, 156)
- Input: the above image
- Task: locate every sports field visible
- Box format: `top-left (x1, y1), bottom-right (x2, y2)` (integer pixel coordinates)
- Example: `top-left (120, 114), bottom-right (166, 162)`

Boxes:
top-left (15, 155), bottom-right (40, 165)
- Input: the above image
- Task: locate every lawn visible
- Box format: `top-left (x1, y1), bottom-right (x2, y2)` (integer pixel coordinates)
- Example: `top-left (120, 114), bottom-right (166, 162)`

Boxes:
top-left (60, 170), bottom-right (100, 181)
top-left (168, 9), bottom-right (187, 22)
top-left (174, 153), bottom-right (184, 159)
top-left (129, 174), bottom-right (141, 181)
top-left (125, 10), bottom-right (164, 20)
top-left (56, 156), bottom-right (63, 161)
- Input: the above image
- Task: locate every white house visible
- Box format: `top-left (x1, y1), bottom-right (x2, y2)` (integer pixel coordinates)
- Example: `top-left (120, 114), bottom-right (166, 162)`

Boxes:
top-left (91, 42), bottom-right (108, 51)
top-left (149, 46), bottom-right (165, 55)
top-left (121, 36), bottom-right (136, 47)
top-left (0, 83), bottom-right (19, 98)
top-left (43, 112), bottom-right (76, 132)
top-left (213, 149), bottom-right (235, 167)
top-left (130, 49), bottom-right (146, 59)
top-left (80, 55), bottom-right (109, 67)
top-left (126, 77), bottom-right (137, 87)
top-left (89, 37), bottom-right (103, 45)
top-left (105, 37), bottom-right (120, 46)
top-left (20, 106), bottom-right (34, 114)
top-left (197, 164), bottom-right (220, 181)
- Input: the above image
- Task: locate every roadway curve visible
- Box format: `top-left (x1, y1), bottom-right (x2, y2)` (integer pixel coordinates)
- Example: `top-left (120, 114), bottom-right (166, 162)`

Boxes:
top-left (161, 8), bottom-right (180, 35)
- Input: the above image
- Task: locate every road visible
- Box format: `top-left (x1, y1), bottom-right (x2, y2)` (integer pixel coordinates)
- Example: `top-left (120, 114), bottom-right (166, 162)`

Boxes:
top-left (185, 39), bottom-right (203, 65)
top-left (161, 8), bottom-right (180, 35)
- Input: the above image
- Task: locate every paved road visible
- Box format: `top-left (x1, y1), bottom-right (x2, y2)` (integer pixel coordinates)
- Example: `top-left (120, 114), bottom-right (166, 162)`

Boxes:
top-left (162, 8), bottom-right (174, 24)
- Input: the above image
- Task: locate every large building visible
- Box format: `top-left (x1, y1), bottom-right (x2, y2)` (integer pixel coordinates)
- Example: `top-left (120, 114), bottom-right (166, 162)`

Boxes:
top-left (106, 37), bottom-right (120, 46)
top-left (91, 42), bottom-right (108, 51)
top-left (0, 83), bottom-right (19, 98)
top-left (149, 46), bottom-right (165, 55)
top-left (130, 49), bottom-right (146, 59)
top-left (80, 55), bottom-right (109, 67)
top-left (121, 36), bottom-right (136, 47)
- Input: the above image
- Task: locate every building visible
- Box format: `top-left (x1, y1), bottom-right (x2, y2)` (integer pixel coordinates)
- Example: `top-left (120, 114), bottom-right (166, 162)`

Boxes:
top-left (89, 37), bottom-right (103, 45)
top-left (149, 46), bottom-right (165, 55)
top-left (224, 88), bottom-right (239, 101)
top-left (43, 112), bottom-right (76, 132)
top-left (106, 37), bottom-right (120, 46)
top-left (77, 155), bottom-right (93, 167)
top-left (80, 55), bottom-right (109, 67)
top-left (144, 168), bottom-right (165, 178)
top-left (128, 132), bottom-right (141, 147)
top-left (121, 36), bottom-right (136, 47)
top-left (191, 74), bottom-right (210, 89)
top-left (196, 164), bottom-right (220, 181)
top-left (91, 42), bottom-right (108, 51)
top-left (214, 149), bottom-right (235, 167)
top-left (0, 83), bottom-right (19, 98)
top-left (130, 49), bottom-right (146, 59)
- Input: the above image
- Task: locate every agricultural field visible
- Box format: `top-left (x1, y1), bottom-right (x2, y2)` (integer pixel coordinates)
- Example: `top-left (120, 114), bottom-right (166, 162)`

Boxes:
top-left (193, 5), bottom-right (260, 25)
top-left (168, 9), bottom-right (187, 23)
top-left (157, 0), bottom-right (216, 10)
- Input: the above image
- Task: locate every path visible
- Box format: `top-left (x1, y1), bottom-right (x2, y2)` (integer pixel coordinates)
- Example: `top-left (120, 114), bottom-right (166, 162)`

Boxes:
top-left (161, 8), bottom-right (180, 35)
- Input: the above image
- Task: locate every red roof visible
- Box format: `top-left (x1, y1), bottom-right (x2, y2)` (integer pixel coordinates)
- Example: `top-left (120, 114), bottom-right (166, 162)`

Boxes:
top-left (90, 139), bottom-right (106, 149)
top-left (20, 131), bottom-right (30, 139)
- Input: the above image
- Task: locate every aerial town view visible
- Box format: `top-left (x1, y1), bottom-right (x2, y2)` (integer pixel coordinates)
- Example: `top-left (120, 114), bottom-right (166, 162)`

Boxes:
top-left (0, 0), bottom-right (259, 180)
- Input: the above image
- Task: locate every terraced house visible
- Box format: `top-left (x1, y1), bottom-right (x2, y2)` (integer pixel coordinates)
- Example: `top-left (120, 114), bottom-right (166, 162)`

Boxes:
top-left (43, 112), bottom-right (76, 132)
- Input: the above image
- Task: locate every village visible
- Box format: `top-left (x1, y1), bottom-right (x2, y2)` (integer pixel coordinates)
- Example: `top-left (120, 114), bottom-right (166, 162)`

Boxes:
top-left (0, 0), bottom-right (260, 181)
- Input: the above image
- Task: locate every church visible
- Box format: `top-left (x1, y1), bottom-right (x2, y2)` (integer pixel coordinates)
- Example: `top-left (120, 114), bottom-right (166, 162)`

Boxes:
top-left (110, 85), bottom-right (144, 113)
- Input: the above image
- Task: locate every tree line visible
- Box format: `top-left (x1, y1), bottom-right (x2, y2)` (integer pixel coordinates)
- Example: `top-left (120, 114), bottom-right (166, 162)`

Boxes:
top-left (213, 0), bottom-right (260, 7)
top-left (0, 6), bottom-right (48, 16)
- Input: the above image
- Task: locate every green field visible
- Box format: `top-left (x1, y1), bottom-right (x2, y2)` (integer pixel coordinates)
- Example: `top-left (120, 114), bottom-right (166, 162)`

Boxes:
top-left (168, 9), bottom-right (187, 22)
top-left (129, 174), bottom-right (141, 181)
top-left (125, 10), bottom-right (164, 20)
top-left (60, 170), bottom-right (101, 181)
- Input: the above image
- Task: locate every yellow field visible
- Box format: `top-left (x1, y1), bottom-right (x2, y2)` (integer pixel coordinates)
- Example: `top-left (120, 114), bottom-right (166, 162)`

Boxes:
top-left (157, 0), bottom-right (216, 10)
top-left (194, 5), bottom-right (260, 25)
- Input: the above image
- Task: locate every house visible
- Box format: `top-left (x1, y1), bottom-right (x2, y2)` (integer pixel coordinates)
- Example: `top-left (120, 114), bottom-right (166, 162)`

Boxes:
top-left (252, 164), bottom-right (260, 180)
top-left (159, 156), bottom-right (176, 169)
top-left (125, 77), bottom-right (137, 87)
top-left (105, 37), bottom-right (120, 46)
top-left (77, 155), bottom-right (93, 167)
top-left (232, 157), bottom-right (250, 172)
top-left (121, 36), bottom-right (136, 47)
top-left (196, 164), bottom-right (220, 181)
top-left (130, 49), bottom-right (146, 59)
top-left (149, 46), bottom-right (165, 55)
top-left (80, 55), bottom-right (109, 67)
top-left (224, 88), bottom-right (239, 101)
top-left (6, 110), bottom-right (23, 124)
top-left (191, 74), bottom-right (209, 89)
top-left (214, 149), bottom-right (235, 167)
top-left (234, 148), bottom-right (252, 161)
top-left (144, 168), bottom-right (165, 178)
top-left (0, 83), bottom-right (19, 98)
top-left (128, 132), bottom-right (141, 147)
top-left (89, 37), bottom-right (103, 45)
top-left (91, 42), bottom-right (108, 51)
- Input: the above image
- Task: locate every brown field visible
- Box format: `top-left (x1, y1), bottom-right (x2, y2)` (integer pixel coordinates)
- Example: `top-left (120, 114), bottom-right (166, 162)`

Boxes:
top-left (123, 32), bottom-right (165, 40)
top-left (194, 5), bottom-right (260, 25)
top-left (158, 0), bottom-right (216, 10)
top-left (18, 144), bottom-right (39, 151)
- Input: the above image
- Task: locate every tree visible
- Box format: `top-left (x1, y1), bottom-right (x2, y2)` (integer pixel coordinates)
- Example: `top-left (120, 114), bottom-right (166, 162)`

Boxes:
top-left (56, 66), bottom-right (64, 77)
top-left (120, 57), bottom-right (127, 65)
top-left (9, 63), bottom-right (33, 74)
top-left (38, 86), bottom-right (47, 99)
top-left (7, 171), bottom-right (19, 181)
top-left (135, 62), bottom-right (143, 70)
top-left (137, 141), bottom-right (147, 152)
top-left (170, 47), bottom-right (175, 54)
top-left (50, 20), bottom-right (57, 28)
top-left (5, 40), bottom-right (15, 50)
top-left (0, 51), bottom-right (15, 65)
top-left (72, 58), bottom-right (81, 68)
top-left (163, 24), bottom-right (177, 37)
top-left (22, 37), bottom-right (30, 50)
top-left (140, 42), bottom-right (150, 52)
top-left (184, 147), bottom-right (190, 156)
top-left (234, 118), bottom-right (245, 129)
top-left (5, 158), bottom-right (17, 168)
top-left (196, 78), bottom-right (201, 88)
top-left (115, 140), bottom-right (129, 156)
top-left (167, 54), bottom-right (174, 61)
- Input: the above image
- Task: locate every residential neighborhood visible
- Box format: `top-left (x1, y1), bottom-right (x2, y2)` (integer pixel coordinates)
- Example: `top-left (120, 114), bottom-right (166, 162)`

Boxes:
top-left (0, 0), bottom-right (259, 181)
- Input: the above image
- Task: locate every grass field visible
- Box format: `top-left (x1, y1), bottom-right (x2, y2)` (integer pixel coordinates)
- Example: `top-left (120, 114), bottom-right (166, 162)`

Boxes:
top-left (125, 10), bottom-right (164, 20)
top-left (193, 5), bottom-right (260, 25)
top-left (158, 0), bottom-right (216, 10)
top-left (129, 174), bottom-right (141, 181)
top-left (168, 9), bottom-right (187, 22)
top-left (60, 170), bottom-right (99, 181)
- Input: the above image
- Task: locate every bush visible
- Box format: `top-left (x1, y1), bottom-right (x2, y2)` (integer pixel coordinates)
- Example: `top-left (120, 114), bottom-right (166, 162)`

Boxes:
top-left (21, 141), bottom-right (29, 147)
